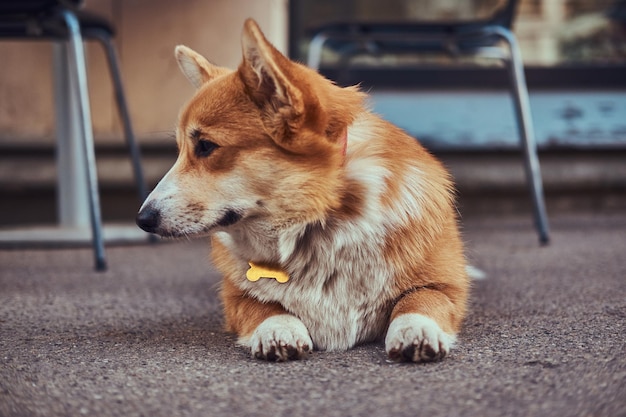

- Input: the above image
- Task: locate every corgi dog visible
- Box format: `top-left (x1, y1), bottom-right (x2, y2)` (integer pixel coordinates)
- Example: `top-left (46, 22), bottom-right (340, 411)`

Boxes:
top-left (136, 19), bottom-right (469, 362)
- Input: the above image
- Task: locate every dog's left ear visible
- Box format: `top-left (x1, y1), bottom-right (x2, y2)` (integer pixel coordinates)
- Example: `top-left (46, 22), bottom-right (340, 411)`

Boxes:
top-left (239, 19), bottom-right (306, 143)
top-left (175, 45), bottom-right (231, 89)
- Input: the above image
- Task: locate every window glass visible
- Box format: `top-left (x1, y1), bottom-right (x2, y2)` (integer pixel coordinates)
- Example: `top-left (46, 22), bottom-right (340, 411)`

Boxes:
top-left (292, 0), bottom-right (626, 66)
top-left (517, 0), bottom-right (625, 64)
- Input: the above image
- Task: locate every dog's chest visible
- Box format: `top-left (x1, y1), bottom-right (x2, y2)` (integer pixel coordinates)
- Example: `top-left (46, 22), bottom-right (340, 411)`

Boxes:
top-left (240, 265), bottom-right (392, 351)
top-left (234, 225), bottom-right (395, 351)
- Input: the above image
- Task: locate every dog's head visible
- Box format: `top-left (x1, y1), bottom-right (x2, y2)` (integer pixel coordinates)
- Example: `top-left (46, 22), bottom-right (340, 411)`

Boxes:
top-left (136, 19), bottom-right (364, 238)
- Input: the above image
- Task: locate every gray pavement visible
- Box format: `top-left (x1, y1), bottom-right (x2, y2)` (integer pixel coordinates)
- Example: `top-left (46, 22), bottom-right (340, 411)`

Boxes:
top-left (1, 211), bottom-right (625, 417)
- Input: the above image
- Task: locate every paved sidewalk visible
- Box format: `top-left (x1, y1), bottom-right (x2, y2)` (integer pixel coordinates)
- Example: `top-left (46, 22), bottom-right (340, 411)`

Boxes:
top-left (1, 211), bottom-right (625, 417)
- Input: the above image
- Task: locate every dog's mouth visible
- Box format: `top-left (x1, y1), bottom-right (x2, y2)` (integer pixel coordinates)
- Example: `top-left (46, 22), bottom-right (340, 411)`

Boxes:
top-left (215, 209), bottom-right (243, 228)
top-left (137, 205), bottom-right (244, 237)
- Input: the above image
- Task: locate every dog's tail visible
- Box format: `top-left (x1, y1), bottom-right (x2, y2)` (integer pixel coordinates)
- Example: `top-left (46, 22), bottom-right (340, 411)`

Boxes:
top-left (466, 264), bottom-right (487, 280)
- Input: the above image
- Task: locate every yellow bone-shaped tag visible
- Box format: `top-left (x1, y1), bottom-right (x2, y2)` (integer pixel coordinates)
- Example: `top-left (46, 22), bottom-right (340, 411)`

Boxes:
top-left (246, 262), bottom-right (289, 284)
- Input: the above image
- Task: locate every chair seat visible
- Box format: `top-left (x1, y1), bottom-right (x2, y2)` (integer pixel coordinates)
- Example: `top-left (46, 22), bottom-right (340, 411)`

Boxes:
top-left (309, 20), bottom-right (498, 36)
top-left (0, 1), bottom-right (74, 14)
top-left (307, 20), bottom-right (507, 55)
top-left (0, 9), bottom-right (113, 39)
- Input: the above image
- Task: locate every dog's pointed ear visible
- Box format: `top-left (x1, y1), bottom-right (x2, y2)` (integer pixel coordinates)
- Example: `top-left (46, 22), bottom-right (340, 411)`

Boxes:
top-left (175, 45), bottom-right (231, 89)
top-left (239, 19), bottom-right (305, 140)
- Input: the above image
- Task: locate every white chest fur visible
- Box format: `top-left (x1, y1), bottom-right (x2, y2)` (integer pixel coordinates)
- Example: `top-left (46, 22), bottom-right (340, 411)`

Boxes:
top-left (215, 115), bottom-right (428, 351)
top-left (218, 224), bottom-right (396, 351)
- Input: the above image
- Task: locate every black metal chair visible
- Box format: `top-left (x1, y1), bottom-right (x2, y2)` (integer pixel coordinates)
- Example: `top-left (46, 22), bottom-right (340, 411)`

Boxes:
top-left (0, 0), bottom-right (149, 270)
top-left (305, 0), bottom-right (550, 244)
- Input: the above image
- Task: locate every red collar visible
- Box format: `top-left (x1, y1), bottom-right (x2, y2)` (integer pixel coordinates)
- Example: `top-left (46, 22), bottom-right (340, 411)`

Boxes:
top-left (339, 129), bottom-right (348, 162)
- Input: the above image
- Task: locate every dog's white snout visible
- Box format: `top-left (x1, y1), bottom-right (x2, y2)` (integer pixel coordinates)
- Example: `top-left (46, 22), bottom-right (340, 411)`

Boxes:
top-left (135, 164), bottom-right (181, 235)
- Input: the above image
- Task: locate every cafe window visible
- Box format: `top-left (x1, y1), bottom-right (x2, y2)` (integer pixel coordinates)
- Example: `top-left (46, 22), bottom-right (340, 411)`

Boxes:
top-left (288, 0), bottom-right (626, 150)
top-left (288, 0), bottom-right (626, 87)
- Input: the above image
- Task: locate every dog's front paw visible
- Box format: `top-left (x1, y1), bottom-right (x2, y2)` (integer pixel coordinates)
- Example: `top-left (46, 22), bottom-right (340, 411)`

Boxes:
top-left (385, 313), bottom-right (456, 363)
top-left (244, 314), bottom-right (313, 361)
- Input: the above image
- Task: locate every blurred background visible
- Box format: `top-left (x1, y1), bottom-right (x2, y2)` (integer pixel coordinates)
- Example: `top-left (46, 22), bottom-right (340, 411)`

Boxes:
top-left (0, 0), bottom-right (624, 228)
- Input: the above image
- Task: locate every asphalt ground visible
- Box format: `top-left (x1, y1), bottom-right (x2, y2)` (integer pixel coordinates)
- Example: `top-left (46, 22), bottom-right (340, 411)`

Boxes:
top-left (1, 211), bottom-right (625, 417)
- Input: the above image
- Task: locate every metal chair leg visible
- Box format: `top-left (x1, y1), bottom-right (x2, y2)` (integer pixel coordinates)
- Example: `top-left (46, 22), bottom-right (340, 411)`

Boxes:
top-left (307, 32), bottom-right (329, 70)
top-left (309, 26), bottom-right (550, 244)
top-left (89, 30), bottom-right (149, 203)
top-left (61, 9), bottom-right (107, 271)
top-left (486, 26), bottom-right (550, 244)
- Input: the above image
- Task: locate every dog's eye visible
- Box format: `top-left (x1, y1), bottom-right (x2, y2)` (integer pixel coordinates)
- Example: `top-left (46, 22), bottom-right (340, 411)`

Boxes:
top-left (195, 139), bottom-right (219, 157)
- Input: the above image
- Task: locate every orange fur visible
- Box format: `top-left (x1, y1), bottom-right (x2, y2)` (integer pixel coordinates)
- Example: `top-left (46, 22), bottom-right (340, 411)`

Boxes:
top-left (136, 19), bottom-right (469, 362)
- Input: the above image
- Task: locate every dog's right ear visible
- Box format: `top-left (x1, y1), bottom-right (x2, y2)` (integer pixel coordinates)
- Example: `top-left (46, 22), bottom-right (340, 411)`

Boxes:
top-left (239, 19), bottom-right (308, 147)
top-left (175, 45), bottom-right (231, 89)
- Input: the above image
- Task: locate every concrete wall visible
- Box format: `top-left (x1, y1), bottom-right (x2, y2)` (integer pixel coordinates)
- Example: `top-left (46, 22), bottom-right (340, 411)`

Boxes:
top-left (0, 0), bottom-right (288, 145)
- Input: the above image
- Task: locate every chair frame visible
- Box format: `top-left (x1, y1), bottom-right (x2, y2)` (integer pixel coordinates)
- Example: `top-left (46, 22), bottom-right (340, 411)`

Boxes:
top-left (0, 4), bottom-right (148, 270)
top-left (305, 1), bottom-right (550, 244)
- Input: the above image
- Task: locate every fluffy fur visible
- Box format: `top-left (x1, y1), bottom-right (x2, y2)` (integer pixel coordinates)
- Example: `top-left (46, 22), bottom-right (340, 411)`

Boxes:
top-left (136, 19), bottom-right (469, 362)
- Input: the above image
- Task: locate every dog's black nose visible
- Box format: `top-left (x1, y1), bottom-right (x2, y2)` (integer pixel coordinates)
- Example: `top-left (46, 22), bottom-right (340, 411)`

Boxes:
top-left (136, 205), bottom-right (161, 233)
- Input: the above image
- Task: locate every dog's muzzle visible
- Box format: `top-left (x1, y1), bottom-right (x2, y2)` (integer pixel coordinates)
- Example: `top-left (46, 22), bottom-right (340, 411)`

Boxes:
top-left (136, 204), bottom-right (161, 234)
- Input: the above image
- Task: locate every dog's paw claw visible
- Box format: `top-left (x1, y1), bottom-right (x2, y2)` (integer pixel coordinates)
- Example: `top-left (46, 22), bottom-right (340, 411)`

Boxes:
top-left (385, 313), bottom-right (455, 363)
top-left (245, 315), bottom-right (313, 361)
